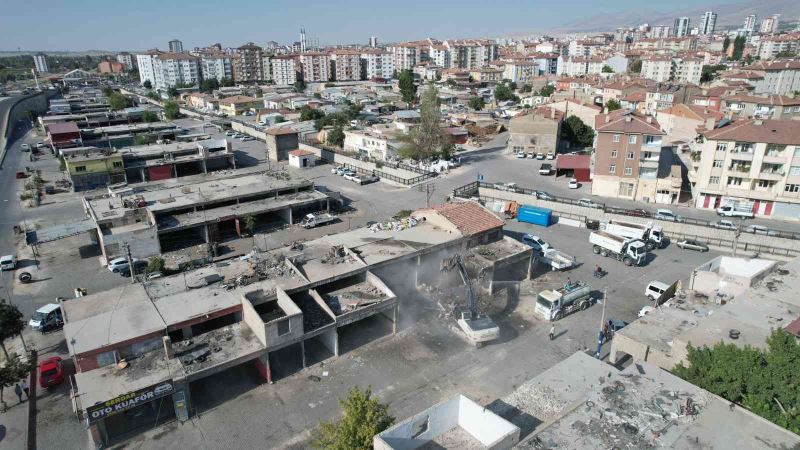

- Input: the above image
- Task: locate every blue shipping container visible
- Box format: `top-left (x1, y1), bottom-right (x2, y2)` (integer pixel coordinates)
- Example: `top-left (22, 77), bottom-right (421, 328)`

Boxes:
top-left (517, 205), bottom-right (552, 227)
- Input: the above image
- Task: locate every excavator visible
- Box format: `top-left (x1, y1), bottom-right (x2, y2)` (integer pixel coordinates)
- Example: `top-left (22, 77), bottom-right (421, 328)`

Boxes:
top-left (441, 254), bottom-right (500, 347)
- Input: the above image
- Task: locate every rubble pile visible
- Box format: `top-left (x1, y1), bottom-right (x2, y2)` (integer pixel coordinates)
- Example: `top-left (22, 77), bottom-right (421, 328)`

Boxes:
top-left (368, 216), bottom-right (418, 233)
top-left (324, 284), bottom-right (385, 315)
top-left (295, 295), bottom-right (334, 330)
top-left (321, 245), bottom-right (354, 265)
top-left (175, 327), bottom-right (234, 369)
top-left (498, 383), bottom-right (566, 423)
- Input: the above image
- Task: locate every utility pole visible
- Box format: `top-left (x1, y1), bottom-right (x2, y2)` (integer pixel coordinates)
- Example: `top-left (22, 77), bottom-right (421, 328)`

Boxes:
top-left (595, 286), bottom-right (608, 359)
top-left (418, 182), bottom-right (435, 207)
top-left (123, 241), bottom-right (136, 284)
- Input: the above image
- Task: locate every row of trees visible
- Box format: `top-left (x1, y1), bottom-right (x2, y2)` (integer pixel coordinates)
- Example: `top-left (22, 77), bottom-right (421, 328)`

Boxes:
top-left (0, 299), bottom-right (30, 411)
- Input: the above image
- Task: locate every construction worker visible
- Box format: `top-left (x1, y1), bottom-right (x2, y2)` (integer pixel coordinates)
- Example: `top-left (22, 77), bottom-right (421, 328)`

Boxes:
top-left (549, 324), bottom-right (555, 341)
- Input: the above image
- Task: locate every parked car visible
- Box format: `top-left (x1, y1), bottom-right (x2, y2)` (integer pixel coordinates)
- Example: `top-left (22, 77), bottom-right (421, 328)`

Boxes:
top-left (20, 143), bottom-right (30, 151)
top-left (38, 356), bottom-right (65, 388)
top-left (645, 281), bottom-right (670, 301)
top-left (358, 175), bottom-right (380, 185)
top-left (521, 234), bottom-right (551, 252)
top-left (539, 163), bottom-right (552, 175)
top-left (710, 220), bottom-right (737, 231)
top-left (118, 260), bottom-right (148, 277)
top-left (536, 152), bottom-right (545, 160)
top-left (536, 191), bottom-right (554, 201)
top-left (331, 166), bottom-right (341, 174)
top-left (225, 131), bottom-right (236, 136)
top-left (494, 182), bottom-right (519, 192)
top-left (336, 167), bottom-right (348, 176)
top-left (240, 136), bottom-right (255, 141)
top-left (546, 152), bottom-right (555, 160)
top-left (0, 254), bottom-right (17, 270)
top-left (15, 171), bottom-right (27, 179)
top-left (527, 151), bottom-right (535, 158)
top-left (568, 178), bottom-right (580, 189)
top-left (577, 198), bottom-right (600, 209)
top-left (676, 239), bottom-right (709, 252)
top-left (745, 224), bottom-right (772, 235)
top-left (654, 209), bottom-right (684, 222)
top-left (36, 142), bottom-right (45, 149)
top-left (344, 171), bottom-right (359, 182)
top-left (515, 151), bottom-right (526, 159)
top-left (29, 303), bottom-right (63, 331)
top-left (107, 256), bottom-right (137, 272)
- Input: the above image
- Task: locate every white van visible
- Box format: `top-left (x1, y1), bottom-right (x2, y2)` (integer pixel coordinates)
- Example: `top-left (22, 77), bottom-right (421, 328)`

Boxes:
top-left (645, 281), bottom-right (670, 301)
top-left (29, 303), bottom-right (63, 331)
top-left (0, 254), bottom-right (17, 270)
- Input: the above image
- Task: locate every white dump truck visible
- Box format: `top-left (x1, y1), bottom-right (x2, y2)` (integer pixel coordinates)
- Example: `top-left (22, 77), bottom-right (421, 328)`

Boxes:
top-left (300, 213), bottom-right (337, 229)
top-left (601, 219), bottom-right (664, 251)
top-left (589, 231), bottom-right (647, 266)
top-left (535, 281), bottom-right (593, 321)
top-left (540, 248), bottom-right (575, 270)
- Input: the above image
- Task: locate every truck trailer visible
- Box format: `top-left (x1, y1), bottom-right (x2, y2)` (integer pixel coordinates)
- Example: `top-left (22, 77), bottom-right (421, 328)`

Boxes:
top-left (589, 231), bottom-right (647, 266)
top-left (601, 219), bottom-right (664, 250)
top-left (535, 281), bottom-right (593, 321)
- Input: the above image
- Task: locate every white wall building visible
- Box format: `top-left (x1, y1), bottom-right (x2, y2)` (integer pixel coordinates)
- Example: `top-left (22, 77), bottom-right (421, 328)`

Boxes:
top-left (361, 50), bottom-right (395, 79)
top-left (33, 53), bottom-right (48, 74)
top-left (271, 55), bottom-right (300, 86)
top-left (389, 44), bottom-right (417, 72)
top-left (641, 57), bottom-right (674, 82)
top-left (201, 54), bottom-right (233, 82)
top-left (300, 52), bottom-right (331, 83)
top-left (152, 53), bottom-right (201, 90)
top-left (332, 51), bottom-right (362, 81)
top-left (700, 11), bottom-right (717, 35)
top-left (136, 52), bottom-right (160, 86)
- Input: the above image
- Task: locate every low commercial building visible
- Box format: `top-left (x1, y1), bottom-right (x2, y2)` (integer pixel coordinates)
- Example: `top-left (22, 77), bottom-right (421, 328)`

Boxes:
top-left (343, 129), bottom-right (399, 161)
top-left (83, 170), bottom-right (332, 259)
top-left (218, 95), bottom-right (261, 116)
top-left (266, 127), bottom-right (299, 161)
top-left (80, 122), bottom-right (182, 149)
top-left (64, 151), bottom-right (126, 191)
top-left (507, 108), bottom-right (562, 157)
top-left (46, 121), bottom-right (83, 151)
top-left (288, 149), bottom-right (316, 168)
top-left (65, 201), bottom-right (526, 447)
top-left (119, 138), bottom-right (236, 183)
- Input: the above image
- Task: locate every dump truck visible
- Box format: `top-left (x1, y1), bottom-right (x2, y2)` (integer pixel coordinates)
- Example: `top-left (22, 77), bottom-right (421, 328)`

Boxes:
top-left (300, 213), bottom-right (337, 229)
top-left (601, 219), bottom-right (664, 251)
top-left (535, 281), bottom-right (593, 321)
top-left (589, 231), bottom-right (647, 266)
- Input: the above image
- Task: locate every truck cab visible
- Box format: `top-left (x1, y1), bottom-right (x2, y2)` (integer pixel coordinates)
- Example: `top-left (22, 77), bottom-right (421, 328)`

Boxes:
top-left (535, 282), bottom-right (593, 321)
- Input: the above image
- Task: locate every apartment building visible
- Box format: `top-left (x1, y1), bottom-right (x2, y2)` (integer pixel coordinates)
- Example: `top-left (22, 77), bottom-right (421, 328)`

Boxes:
top-left (360, 49), bottom-right (395, 79)
top-left (648, 25), bottom-right (672, 39)
top-left (757, 34), bottom-right (800, 60)
top-left (271, 55), bottom-right (300, 86)
top-left (721, 94), bottom-right (800, 119)
top-left (261, 55), bottom-right (273, 83)
top-left (389, 44), bottom-right (417, 71)
top-left (116, 52), bottom-right (134, 69)
top-left (232, 42), bottom-right (264, 83)
top-left (641, 57), bottom-right (674, 82)
top-left (674, 57), bottom-right (703, 84)
top-left (445, 39), bottom-right (498, 70)
top-left (695, 119), bottom-right (800, 219)
top-left (567, 40), bottom-right (602, 57)
top-left (592, 110), bottom-right (678, 204)
top-left (153, 53), bottom-right (201, 90)
top-left (200, 53), bottom-right (233, 82)
top-left (429, 44), bottom-right (451, 68)
top-left (300, 52), bottom-right (331, 83)
top-left (343, 129), bottom-right (398, 161)
top-left (136, 50), bottom-right (161, 86)
top-left (332, 50), bottom-right (362, 81)
top-left (674, 17), bottom-right (690, 37)
top-left (745, 60), bottom-right (800, 96)
top-left (502, 60), bottom-right (536, 83)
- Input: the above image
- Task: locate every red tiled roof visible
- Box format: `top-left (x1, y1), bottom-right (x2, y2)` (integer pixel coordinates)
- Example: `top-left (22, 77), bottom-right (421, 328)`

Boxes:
top-left (596, 110), bottom-right (664, 135)
top-left (48, 122), bottom-right (80, 135)
top-left (702, 119), bottom-right (800, 145)
top-left (421, 202), bottom-right (503, 236)
top-left (555, 154), bottom-right (590, 170)
top-left (288, 149), bottom-right (314, 156)
top-left (785, 316), bottom-right (800, 339)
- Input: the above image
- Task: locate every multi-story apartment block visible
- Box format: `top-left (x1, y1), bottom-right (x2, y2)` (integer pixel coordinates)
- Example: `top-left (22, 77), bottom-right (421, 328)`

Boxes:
top-left (429, 44), bottom-right (451, 68)
top-left (567, 40), bottom-right (602, 57)
top-left (674, 17), bottom-right (691, 37)
top-left (648, 25), bottom-right (672, 39)
top-left (674, 57), bottom-right (703, 84)
top-left (116, 52), bottom-right (134, 69)
top-left (757, 34), bottom-right (800, 60)
top-left (152, 53), bottom-right (201, 90)
top-left (360, 49), bottom-right (395, 79)
top-left (721, 94), bottom-right (800, 119)
top-left (592, 110), bottom-right (676, 203)
top-left (502, 60), bottom-right (536, 83)
top-left (760, 14), bottom-right (780, 35)
top-left (33, 53), bottom-right (48, 73)
top-left (746, 60), bottom-right (800, 96)
top-left (695, 119), bottom-right (800, 218)
top-left (201, 53), bottom-right (233, 82)
top-left (699, 11), bottom-right (717, 35)
top-left (271, 55), bottom-right (300, 86)
top-left (743, 14), bottom-right (758, 33)
top-left (389, 44), bottom-right (418, 72)
top-left (136, 50), bottom-right (162, 86)
top-left (300, 52), bottom-right (331, 83)
top-left (232, 42), bottom-right (264, 83)
top-left (332, 50), bottom-right (361, 81)
top-left (168, 39), bottom-right (184, 53)
top-left (445, 39), bottom-right (498, 70)
top-left (261, 55), bottom-right (273, 83)
top-left (641, 57), bottom-right (674, 82)
top-left (531, 53), bottom-right (559, 75)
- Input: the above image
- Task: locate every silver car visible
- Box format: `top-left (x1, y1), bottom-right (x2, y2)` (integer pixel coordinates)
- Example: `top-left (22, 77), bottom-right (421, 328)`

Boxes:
top-left (677, 239), bottom-right (709, 252)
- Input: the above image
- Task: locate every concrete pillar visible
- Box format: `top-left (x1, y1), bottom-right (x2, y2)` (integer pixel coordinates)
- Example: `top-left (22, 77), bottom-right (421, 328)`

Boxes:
top-left (203, 225), bottom-right (210, 243)
top-left (300, 340), bottom-right (307, 369)
top-left (140, 167), bottom-right (147, 182)
top-left (256, 353), bottom-right (272, 384)
top-left (393, 303), bottom-right (398, 334)
top-left (171, 164), bottom-right (177, 178)
top-left (201, 159), bottom-right (207, 174)
top-left (182, 326), bottom-right (193, 340)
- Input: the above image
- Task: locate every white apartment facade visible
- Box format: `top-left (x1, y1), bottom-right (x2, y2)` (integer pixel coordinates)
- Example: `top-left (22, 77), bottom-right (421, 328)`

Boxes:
top-left (445, 40), bottom-right (498, 70)
top-left (757, 36), bottom-right (800, 60)
top-left (116, 52), bottom-right (134, 69)
top-left (271, 55), bottom-right (299, 86)
top-left (332, 51), bottom-right (362, 81)
top-left (674, 58), bottom-right (703, 84)
top-left (343, 130), bottom-right (396, 161)
top-left (641, 57), bottom-right (674, 82)
top-left (201, 54), bottom-right (233, 82)
top-left (33, 53), bottom-right (48, 73)
top-left (389, 44), bottom-right (417, 72)
top-left (300, 53), bottom-right (331, 83)
top-left (136, 51), bottom-right (160, 86)
top-left (503, 61), bottom-right (536, 83)
top-left (695, 119), bottom-right (800, 219)
top-left (361, 50), bottom-right (395, 79)
top-left (152, 53), bottom-right (201, 90)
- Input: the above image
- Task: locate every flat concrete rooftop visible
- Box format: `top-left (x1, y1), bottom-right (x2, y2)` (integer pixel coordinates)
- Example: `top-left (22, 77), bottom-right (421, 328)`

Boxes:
top-left (515, 352), bottom-right (800, 449)
top-left (118, 138), bottom-right (228, 159)
top-left (83, 121), bottom-right (178, 134)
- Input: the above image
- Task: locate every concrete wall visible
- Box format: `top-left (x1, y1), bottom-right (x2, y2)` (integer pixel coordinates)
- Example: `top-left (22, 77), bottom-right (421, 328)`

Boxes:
top-left (1, 91), bottom-right (58, 162)
top-left (478, 186), bottom-right (800, 257)
top-left (100, 225), bottom-right (161, 263)
top-left (299, 142), bottom-right (425, 184)
top-left (231, 121), bottom-right (268, 142)
top-left (264, 288), bottom-right (304, 347)
top-left (241, 296), bottom-right (268, 346)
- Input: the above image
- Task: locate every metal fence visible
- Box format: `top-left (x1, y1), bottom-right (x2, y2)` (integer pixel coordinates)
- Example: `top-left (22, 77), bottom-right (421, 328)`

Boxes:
top-left (453, 180), bottom-right (800, 241)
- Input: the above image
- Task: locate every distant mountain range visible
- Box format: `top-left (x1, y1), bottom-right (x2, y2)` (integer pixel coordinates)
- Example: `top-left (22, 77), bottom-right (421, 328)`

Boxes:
top-left (551, 0), bottom-right (800, 33)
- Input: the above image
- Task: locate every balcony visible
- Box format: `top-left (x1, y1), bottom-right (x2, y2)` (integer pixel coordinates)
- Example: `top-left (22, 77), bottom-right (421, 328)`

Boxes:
top-left (643, 137), bottom-right (663, 147)
top-left (729, 152), bottom-right (753, 162)
top-left (763, 153), bottom-right (786, 164)
top-left (759, 170), bottom-right (785, 181)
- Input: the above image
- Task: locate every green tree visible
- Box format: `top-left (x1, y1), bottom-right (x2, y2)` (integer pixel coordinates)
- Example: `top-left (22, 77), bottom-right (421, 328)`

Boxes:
top-left (538, 84), bottom-right (555, 97)
top-left (630, 59), bottom-right (642, 74)
top-left (732, 36), bottom-right (746, 61)
top-left (398, 69), bottom-right (417, 103)
top-left (605, 99), bottom-right (621, 111)
top-left (242, 214), bottom-right (256, 235)
top-left (701, 64), bottom-right (727, 83)
top-left (147, 91), bottom-right (160, 100)
top-left (141, 111), bottom-right (159, 123)
top-left (396, 85), bottom-right (448, 160)
top-left (312, 386), bottom-right (394, 450)
top-left (293, 79), bottom-right (306, 93)
top-left (494, 83), bottom-right (517, 102)
top-left (468, 96), bottom-right (485, 111)
top-left (101, 86), bottom-right (114, 97)
top-left (108, 93), bottom-right (131, 111)
top-left (601, 65), bottom-right (614, 73)
top-left (300, 105), bottom-right (326, 121)
top-left (200, 78), bottom-right (220, 93)
top-left (563, 115), bottom-right (595, 147)
top-left (146, 257), bottom-right (165, 274)
top-left (163, 100), bottom-right (180, 120)
top-left (220, 77), bottom-right (235, 87)
top-left (167, 86), bottom-right (179, 98)
top-left (722, 36), bottom-right (731, 53)
top-left (673, 329), bottom-right (800, 434)
top-left (143, 80), bottom-right (153, 89)
top-left (520, 84), bottom-right (532, 93)
top-left (0, 299), bottom-right (26, 359)
top-left (327, 125), bottom-right (345, 147)
top-left (0, 352), bottom-right (31, 411)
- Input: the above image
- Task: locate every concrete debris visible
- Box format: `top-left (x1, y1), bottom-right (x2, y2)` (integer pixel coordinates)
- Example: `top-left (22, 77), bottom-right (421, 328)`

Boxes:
top-left (324, 284), bottom-right (385, 315)
top-left (321, 245), bottom-right (354, 265)
top-left (499, 383), bottom-right (566, 422)
top-left (368, 216), bottom-right (418, 233)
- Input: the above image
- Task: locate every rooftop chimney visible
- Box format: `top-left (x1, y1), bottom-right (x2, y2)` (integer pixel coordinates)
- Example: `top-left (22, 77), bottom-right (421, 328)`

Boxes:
top-left (646, 116), bottom-right (653, 124)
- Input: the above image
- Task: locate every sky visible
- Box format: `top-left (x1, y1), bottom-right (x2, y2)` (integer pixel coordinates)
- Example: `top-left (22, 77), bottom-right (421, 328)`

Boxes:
top-left (1, 0), bottom-right (732, 52)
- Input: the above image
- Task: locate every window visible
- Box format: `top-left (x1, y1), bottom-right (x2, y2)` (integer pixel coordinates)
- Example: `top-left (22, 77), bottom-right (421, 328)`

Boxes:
top-left (758, 180), bottom-right (775, 188)
top-left (624, 166), bottom-right (633, 176)
top-left (645, 135), bottom-right (659, 145)
top-left (618, 182), bottom-right (634, 196)
top-left (277, 319), bottom-right (291, 336)
top-left (716, 142), bottom-right (727, 152)
top-left (611, 150), bottom-right (618, 158)
top-left (628, 135), bottom-right (637, 144)
top-left (712, 159), bottom-right (723, 168)
top-left (794, 147), bottom-right (800, 158)
top-left (612, 134), bottom-right (620, 142)
top-left (786, 184), bottom-right (800, 193)
top-left (74, 165), bottom-right (86, 173)
top-left (727, 177), bottom-right (743, 186)
top-left (709, 176), bottom-right (720, 185)
top-left (627, 152), bottom-right (634, 160)
top-left (790, 166), bottom-right (800, 176)
top-left (112, 161), bottom-right (123, 169)
top-left (609, 164), bottom-right (616, 173)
